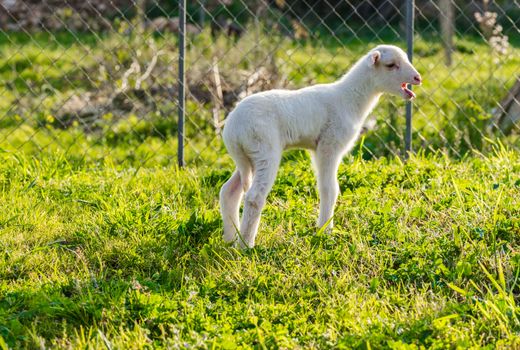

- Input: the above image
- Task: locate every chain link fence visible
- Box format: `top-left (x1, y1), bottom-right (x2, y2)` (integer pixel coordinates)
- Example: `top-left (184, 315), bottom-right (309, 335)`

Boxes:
top-left (0, 0), bottom-right (519, 168)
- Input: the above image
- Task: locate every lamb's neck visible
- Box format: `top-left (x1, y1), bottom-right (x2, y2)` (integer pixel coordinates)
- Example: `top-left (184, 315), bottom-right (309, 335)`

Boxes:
top-left (334, 64), bottom-right (382, 123)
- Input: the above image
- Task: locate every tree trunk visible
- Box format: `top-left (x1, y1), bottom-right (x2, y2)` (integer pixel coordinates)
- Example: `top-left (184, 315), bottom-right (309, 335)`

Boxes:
top-left (439, 0), bottom-right (454, 66)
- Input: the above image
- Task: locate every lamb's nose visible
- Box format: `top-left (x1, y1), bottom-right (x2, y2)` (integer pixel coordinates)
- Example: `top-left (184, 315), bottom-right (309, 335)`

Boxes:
top-left (413, 74), bottom-right (422, 85)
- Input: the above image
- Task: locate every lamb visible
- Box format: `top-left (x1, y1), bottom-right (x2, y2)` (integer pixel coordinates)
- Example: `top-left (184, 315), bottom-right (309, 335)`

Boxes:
top-left (219, 45), bottom-right (422, 248)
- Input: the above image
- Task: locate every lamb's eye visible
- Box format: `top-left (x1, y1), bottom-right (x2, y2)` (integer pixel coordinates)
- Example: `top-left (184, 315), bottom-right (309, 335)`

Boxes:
top-left (386, 63), bottom-right (397, 69)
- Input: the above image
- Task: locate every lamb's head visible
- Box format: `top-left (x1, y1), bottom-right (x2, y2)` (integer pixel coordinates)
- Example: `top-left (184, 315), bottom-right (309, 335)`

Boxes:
top-left (366, 45), bottom-right (422, 100)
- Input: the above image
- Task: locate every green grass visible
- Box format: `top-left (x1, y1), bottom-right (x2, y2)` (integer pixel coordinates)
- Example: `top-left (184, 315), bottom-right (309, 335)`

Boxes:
top-left (1, 147), bottom-right (520, 348)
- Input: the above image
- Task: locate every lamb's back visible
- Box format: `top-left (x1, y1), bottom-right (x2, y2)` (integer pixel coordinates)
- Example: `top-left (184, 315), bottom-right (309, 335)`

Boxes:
top-left (224, 85), bottom-right (335, 149)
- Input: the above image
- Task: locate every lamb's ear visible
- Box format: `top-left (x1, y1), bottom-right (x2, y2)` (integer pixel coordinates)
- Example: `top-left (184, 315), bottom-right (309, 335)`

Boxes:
top-left (368, 50), bottom-right (381, 66)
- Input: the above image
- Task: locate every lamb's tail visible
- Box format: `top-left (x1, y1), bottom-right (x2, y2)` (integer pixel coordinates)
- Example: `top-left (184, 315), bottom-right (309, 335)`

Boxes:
top-left (232, 146), bottom-right (253, 191)
top-left (222, 115), bottom-right (253, 191)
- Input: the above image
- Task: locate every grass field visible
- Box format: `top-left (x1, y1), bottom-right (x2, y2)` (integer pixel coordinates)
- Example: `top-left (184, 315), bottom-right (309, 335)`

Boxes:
top-left (1, 20), bottom-right (520, 349)
top-left (1, 148), bottom-right (520, 348)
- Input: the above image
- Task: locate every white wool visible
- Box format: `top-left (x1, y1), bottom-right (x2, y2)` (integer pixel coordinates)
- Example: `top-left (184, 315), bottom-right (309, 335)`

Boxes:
top-left (220, 44), bottom-right (422, 248)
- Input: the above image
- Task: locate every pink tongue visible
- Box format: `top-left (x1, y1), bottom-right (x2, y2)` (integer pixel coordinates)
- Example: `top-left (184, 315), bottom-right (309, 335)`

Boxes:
top-left (402, 83), bottom-right (416, 98)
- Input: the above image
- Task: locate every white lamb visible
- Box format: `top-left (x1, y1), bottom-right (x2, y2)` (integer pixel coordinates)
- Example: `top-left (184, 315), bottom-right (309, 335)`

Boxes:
top-left (220, 45), bottom-right (422, 248)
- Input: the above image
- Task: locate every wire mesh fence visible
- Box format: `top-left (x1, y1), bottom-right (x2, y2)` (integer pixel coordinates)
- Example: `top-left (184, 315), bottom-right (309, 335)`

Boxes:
top-left (0, 0), bottom-right (519, 168)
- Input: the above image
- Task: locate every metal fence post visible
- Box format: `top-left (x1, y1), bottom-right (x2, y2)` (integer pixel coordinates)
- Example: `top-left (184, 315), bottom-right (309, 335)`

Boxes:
top-left (405, 0), bottom-right (414, 159)
top-left (178, 0), bottom-right (186, 167)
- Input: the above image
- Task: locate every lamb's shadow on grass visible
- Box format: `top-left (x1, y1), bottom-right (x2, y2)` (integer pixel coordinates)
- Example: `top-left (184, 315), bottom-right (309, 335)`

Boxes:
top-left (153, 211), bottom-right (223, 287)
top-left (170, 211), bottom-right (220, 254)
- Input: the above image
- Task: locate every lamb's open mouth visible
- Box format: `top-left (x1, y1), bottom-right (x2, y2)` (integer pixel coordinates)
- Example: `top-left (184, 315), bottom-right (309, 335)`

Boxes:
top-left (401, 83), bottom-right (416, 99)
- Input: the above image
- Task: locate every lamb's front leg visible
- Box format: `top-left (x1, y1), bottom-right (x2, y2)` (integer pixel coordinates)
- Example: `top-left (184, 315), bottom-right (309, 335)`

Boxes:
top-left (314, 148), bottom-right (342, 231)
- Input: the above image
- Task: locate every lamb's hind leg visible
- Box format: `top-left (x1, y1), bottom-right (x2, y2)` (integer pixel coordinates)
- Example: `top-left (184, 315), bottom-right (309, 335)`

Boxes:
top-left (239, 151), bottom-right (281, 248)
top-left (315, 146), bottom-right (342, 231)
top-left (220, 171), bottom-right (244, 243)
